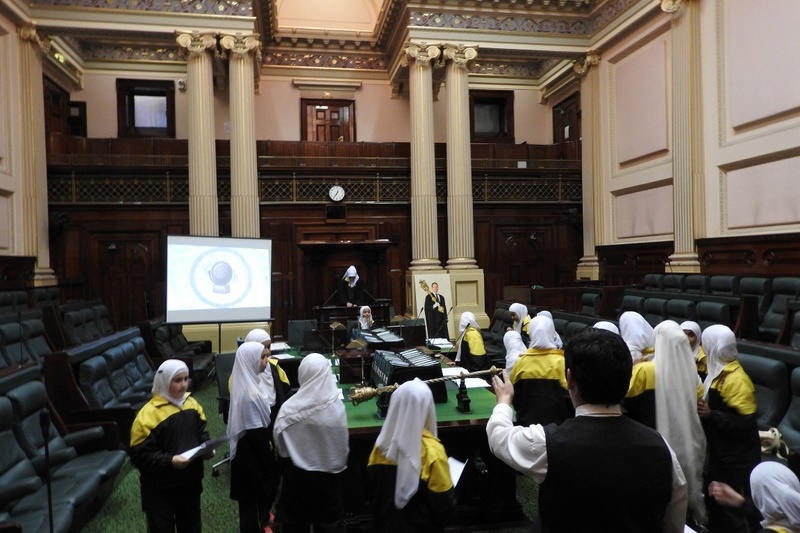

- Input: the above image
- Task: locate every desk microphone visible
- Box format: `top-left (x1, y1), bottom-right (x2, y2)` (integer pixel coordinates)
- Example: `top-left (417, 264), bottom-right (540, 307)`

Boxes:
top-left (40, 408), bottom-right (54, 533)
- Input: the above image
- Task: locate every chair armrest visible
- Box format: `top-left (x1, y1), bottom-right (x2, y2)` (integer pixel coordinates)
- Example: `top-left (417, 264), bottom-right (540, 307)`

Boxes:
top-left (0, 476), bottom-right (41, 506)
top-left (30, 447), bottom-right (77, 473)
top-left (62, 407), bottom-right (135, 448)
top-left (62, 426), bottom-right (104, 449)
top-left (65, 421), bottom-right (119, 451)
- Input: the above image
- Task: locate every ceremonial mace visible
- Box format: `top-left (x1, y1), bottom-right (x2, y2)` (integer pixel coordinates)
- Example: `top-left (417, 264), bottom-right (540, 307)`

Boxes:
top-left (348, 366), bottom-right (503, 406)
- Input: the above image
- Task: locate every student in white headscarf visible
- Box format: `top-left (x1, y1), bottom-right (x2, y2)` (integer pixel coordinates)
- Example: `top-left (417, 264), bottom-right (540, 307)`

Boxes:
top-left (129, 359), bottom-right (210, 533)
top-left (508, 315), bottom-right (571, 427)
top-left (709, 461), bottom-right (800, 533)
top-left (698, 324), bottom-right (761, 533)
top-left (273, 353), bottom-right (348, 533)
top-left (653, 321), bottom-right (707, 527)
top-left (503, 330), bottom-right (527, 370)
top-left (456, 311), bottom-right (488, 372)
top-left (350, 305), bottom-right (375, 341)
top-left (679, 321), bottom-right (706, 378)
top-left (593, 321), bottom-right (620, 335)
top-left (536, 310), bottom-right (563, 348)
top-left (336, 265), bottom-right (366, 307)
top-left (619, 311), bottom-right (655, 363)
top-left (367, 379), bottom-right (455, 532)
top-left (507, 303), bottom-right (531, 344)
top-left (243, 328), bottom-right (290, 387)
top-left (228, 341), bottom-right (292, 533)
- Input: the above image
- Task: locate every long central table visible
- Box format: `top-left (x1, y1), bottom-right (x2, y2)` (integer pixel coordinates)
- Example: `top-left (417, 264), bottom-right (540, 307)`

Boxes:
top-left (339, 380), bottom-right (527, 530)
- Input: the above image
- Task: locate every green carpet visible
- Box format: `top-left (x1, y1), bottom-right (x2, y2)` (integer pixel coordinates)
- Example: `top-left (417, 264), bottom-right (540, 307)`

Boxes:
top-left (81, 381), bottom-right (538, 532)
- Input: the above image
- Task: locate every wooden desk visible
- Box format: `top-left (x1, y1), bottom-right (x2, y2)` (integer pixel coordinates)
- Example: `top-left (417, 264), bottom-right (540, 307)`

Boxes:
top-left (341, 382), bottom-right (526, 530)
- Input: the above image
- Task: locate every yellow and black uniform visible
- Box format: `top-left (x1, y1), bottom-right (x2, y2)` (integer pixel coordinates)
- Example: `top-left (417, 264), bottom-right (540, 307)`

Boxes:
top-left (509, 348), bottom-right (571, 426)
top-left (367, 429), bottom-right (455, 532)
top-left (129, 394), bottom-right (209, 533)
top-left (696, 345), bottom-right (707, 378)
top-left (624, 360), bottom-right (657, 429)
top-left (460, 327), bottom-right (489, 372)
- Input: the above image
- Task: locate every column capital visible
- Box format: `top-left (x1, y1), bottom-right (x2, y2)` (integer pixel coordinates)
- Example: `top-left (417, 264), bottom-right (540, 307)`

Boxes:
top-left (219, 33), bottom-right (261, 62)
top-left (573, 51), bottom-right (600, 77)
top-left (18, 24), bottom-right (51, 54)
top-left (403, 43), bottom-right (442, 68)
top-left (442, 44), bottom-right (478, 67)
top-left (661, 0), bottom-right (687, 14)
top-left (176, 31), bottom-right (217, 57)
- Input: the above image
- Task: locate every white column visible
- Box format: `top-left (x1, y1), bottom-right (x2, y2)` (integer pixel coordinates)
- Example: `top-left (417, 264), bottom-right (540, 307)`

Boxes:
top-left (405, 43), bottom-right (442, 271)
top-left (666, 0), bottom-right (703, 271)
top-left (443, 44), bottom-right (478, 270)
top-left (176, 32), bottom-right (219, 237)
top-left (574, 53), bottom-right (602, 281)
top-left (220, 33), bottom-right (261, 239)
top-left (18, 25), bottom-right (56, 285)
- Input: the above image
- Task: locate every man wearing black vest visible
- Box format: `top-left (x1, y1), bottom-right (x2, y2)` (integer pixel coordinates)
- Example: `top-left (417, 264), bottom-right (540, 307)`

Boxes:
top-left (487, 328), bottom-right (688, 533)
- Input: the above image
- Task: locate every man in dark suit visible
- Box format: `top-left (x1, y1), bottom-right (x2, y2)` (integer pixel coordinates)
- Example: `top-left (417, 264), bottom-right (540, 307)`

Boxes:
top-left (487, 328), bottom-right (688, 533)
top-left (423, 282), bottom-right (449, 339)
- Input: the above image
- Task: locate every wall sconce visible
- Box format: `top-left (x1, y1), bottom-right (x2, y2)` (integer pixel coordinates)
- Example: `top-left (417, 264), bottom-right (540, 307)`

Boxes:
top-left (108, 242), bottom-right (117, 251)
top-left (177, 79), bottom-right (187, 92)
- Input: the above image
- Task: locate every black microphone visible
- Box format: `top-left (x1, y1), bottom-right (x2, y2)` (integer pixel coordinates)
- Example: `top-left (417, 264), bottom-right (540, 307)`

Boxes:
top-left (432, 306), bottom-right (454, 339)
top-left (40, 408), bottom-right (54, 533)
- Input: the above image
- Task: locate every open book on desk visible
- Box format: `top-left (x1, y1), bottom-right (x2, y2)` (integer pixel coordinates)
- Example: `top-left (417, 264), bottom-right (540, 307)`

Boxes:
top-left (178, 435), bottom-right (230, 461)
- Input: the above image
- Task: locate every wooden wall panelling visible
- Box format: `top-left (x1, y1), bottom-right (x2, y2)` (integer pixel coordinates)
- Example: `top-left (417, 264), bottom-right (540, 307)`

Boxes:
top-left (0, 256), bottom-right (36, 290)
top-left (697, 233), bottom-right (800, 277)
top-left (596, 242), bottom-right (672, 286)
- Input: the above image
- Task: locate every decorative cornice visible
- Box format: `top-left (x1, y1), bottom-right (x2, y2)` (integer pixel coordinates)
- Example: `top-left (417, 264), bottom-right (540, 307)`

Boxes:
top-left (175, 32), bottom-right (218, 58)
top-left (18, 25), bottom-right (52, 55)
top-left (573, 51), bottom-right (599, 77)
top-left (30, 0), bottom-right (252, 17)
top-left (263, 51), bottom-right (387, 70)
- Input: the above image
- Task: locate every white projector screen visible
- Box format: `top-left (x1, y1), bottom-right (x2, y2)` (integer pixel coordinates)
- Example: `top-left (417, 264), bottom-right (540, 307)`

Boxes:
top-left (165, 235), bottom-right (272, 323)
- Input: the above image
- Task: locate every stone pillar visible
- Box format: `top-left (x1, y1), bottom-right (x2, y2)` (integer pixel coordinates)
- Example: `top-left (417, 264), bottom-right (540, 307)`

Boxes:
top-left (405, 43), bottom-right (442, 271)
top-left (665, 0), bottom-right (703, 271)
top-left (443, 44), bottom-right (478, 270)
top-left (574, 52), bottom-right (602, 281)
top-left (18, 25), bottom-right (56, 286)
top-left (220, 33), bottom-right (261, 239)
top-left (176, 32), bottom-right (219, 237)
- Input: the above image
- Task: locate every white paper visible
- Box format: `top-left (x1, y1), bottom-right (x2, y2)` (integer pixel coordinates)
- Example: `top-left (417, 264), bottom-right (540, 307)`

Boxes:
top-left (441, 367), bottom-right (468, 377)
top-left (459, 377), bottom-right (491, 389)
top-left (448, 457), bottom-right (466, 486)
top-left (338, 389), bottom-right (344, 400)
top-left (178, 435), bottom-right (230, 461)
top-left (270, 353), bottom-right (294, 360)
top-left (271, 342), bottom-right (290, 352)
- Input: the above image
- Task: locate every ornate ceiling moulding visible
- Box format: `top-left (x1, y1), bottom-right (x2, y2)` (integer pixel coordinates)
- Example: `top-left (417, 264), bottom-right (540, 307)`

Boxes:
top-left (263, 50), bottom-right (388, 71)
top-left (30, 0), bottom-right (253, 17)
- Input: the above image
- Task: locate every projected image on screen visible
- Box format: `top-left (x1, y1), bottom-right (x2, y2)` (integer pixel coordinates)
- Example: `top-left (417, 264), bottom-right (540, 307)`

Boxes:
top-left (166, 235), bottom-right (272, 323)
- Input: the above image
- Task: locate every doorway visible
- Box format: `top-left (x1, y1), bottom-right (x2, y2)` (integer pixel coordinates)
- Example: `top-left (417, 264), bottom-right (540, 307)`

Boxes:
top-left (301, 99), bottom-right (356, 141)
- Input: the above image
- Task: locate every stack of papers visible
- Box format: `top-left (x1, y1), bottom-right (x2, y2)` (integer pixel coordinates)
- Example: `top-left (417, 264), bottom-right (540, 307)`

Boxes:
top-left (270, 341), bottom-right (290, 353)
top-left (178, 436), bottom-right (230, 461)
top-left (441, 367), bottom-right (491, 389)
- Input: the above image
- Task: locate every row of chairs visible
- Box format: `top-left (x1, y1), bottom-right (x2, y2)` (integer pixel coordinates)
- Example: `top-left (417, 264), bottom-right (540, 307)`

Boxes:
top-left (0, 311), bottom-right (55, 371)
top-left (0, 287), bottom-right (61, 317)
top-left (0, 367), bottom-right (126, 533)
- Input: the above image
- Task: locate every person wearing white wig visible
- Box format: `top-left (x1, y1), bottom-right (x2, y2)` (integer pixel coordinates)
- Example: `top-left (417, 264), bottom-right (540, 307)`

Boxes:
top-left (503, 330), bottom-right (527, 370)
top-left (228, 341), bottom-right (292, 533)
top-left (129, 359), bottom-right (210, 533)
top-left (653, 321), bottom-right (707, 527)
top-left (274, 353), bottom-right (348, 532)
top-left (336, 265), bottom-right (366, 307)
top-left (619, 311), bottom-right (655, 363)
top-left (679, 321), bottom-right (706, 378)
top-left (537, 310), bottom-right (563, 349)
top-left (367, 379), bottom-right (455, 531)
top-left (509, 315), bottom-right (571, 427)
top-left (593, 321), bottom-right (620, 335)
top-left (456, 312), bottom-right (488, 372)
top-left (507, 303), bottom-right (531, 344)
top-left (698, 324), bottom-right (760, 533)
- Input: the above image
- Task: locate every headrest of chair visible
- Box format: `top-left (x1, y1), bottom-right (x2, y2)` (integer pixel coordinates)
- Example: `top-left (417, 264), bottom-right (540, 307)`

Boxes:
top-left (103, 346), bottom-right (126, 366)
top-left (0, 397), bottom-right (14, 430)
top-left (0, 323), bottom-right (22, 342)
top-left (79, 356), bottom-right (109, 385)
top-left (6, 380), bottom-right (48, 419)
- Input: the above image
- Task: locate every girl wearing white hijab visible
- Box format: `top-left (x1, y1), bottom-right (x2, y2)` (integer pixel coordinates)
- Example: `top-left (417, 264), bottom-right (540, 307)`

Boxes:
top-left (593, 321), bottom-right (620, 335)
top-left (367, 379), bottom-right (455, 531)
top-left (503, 330), bottom-right (527, 370)
top-left (274, 353), bottom-right (348, 532)
top-left (508, 303), bottom-right (531, 343)
top-left (336, 265), bottom-right (365, 307)
top-left (536, 310), bottom-right (563, 349)
top-left (228, 341), bottom-right (291, 533)
top-left (244, 328), bottom-right (290, 386)
top-left (679, 320), bottom-right (706, 377)
top-left (456, 311), bottom-right (488, 371)
top-left (508, 315), bottom-right (571, 427)
top-left (129, 359), bottom-right (209, 533)
top-left (653, 321), bottom-right (707, 526)
top-left (698, 324), bottom-right (761, 533)
top-left (619, 311), bottom-right (655, 363)
top-left (751, 461), bottom-right (800, 533)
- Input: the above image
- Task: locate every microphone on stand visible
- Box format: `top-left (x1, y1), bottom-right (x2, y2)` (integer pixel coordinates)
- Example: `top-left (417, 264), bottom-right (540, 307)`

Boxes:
top-left (432, 306), bottom-right (454, 340)
top-left (40, 408), bottom-right (54, 533)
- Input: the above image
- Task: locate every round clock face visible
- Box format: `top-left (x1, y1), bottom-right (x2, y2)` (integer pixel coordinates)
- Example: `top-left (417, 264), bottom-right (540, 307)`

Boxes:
top-left (328, 185), bottom-right (346, 202)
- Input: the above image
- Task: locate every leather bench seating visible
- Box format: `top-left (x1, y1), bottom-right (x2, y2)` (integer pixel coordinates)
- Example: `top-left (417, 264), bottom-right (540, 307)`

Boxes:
top-left (79, 356), bottom-right (147, 410)
top-left (102, 347), bottom-right (150, 404)
top-left (141, 318), bottom-right (215, 388)
top-left (0, 291), bottom-right (27, 316)
top-left (0, 397), bottom-right (75, 533)
top-left (778, 367), bottom-right (800, 454)
top-left (737, 352), bottom-right (790, 430)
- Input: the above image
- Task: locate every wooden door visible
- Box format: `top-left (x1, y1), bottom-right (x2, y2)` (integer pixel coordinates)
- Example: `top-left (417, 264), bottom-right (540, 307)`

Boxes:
top-left (301, 99), bottom-right (355, 141)
top-left (553, 93), bottom-right (581, 145)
